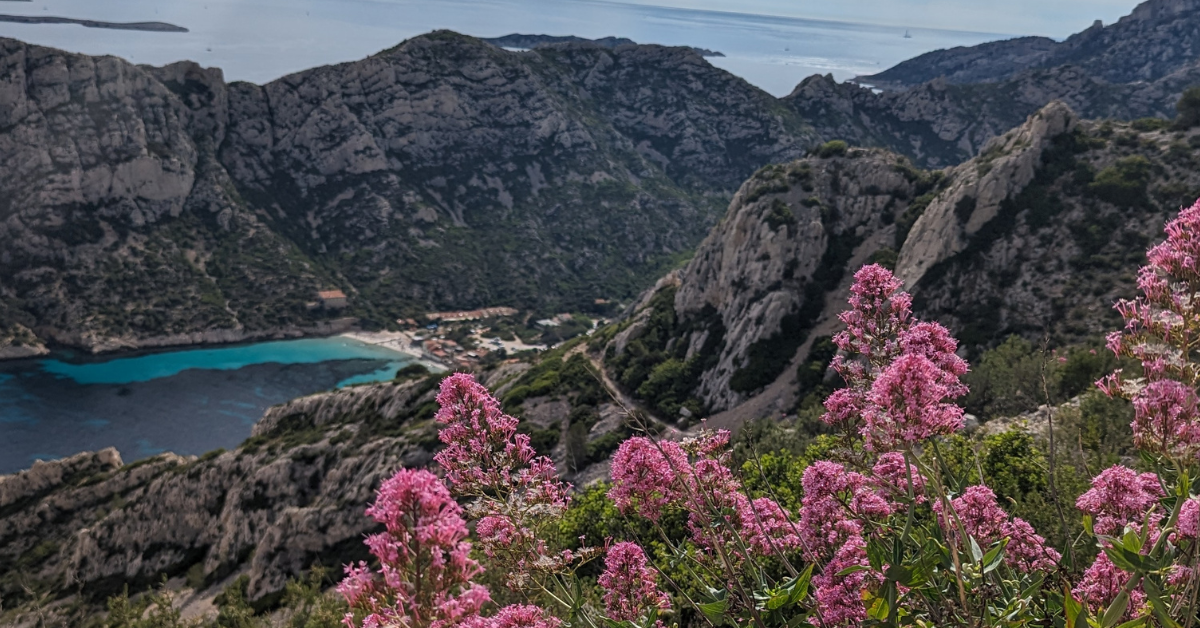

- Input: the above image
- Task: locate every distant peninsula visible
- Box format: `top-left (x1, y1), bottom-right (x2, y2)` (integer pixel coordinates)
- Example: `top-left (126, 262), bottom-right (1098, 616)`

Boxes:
top-left (0, 15), bottom-right (187, 32)
top-left (482, 33), bottom-right (724, 57)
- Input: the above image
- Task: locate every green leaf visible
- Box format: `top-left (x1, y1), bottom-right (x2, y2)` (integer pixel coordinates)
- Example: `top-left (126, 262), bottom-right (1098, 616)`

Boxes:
top-left (698, 599), bottom-right (728, 627)
top-left (968, 536), bottom-right (984, 563)
top-left (787, 564), bottom-right (814, 605)
top-left (1112, 618), bottom-right (1145, 628)
top-left (836, 564), bottom-right (872, 577)
top-left (1100, 591), bottom-right (1128, 628)
top-left (1083, 514), bottom-right (1094, 536)
top-left (1064, 585), bottom-right (1088, 628)
top-left (866, 595), bottom-right (889, 621)
top-left (883, 564), bottom-right (912, 584)
top-left (866, 538), bottom-right (888, 572)
top-left (1141, 577), bottom-right (1181, 628)
top-left (981, 539), bottom-right (1008, 574)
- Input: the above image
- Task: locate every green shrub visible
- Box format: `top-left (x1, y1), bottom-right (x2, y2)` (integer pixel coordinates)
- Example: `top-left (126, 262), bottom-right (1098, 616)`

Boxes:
top-left (1087, 155), bottom-right (1153, 208)
top-left (816, 139), bottom-right (848, 158)
top-left (1174, 85), bottom-right (1200, 130)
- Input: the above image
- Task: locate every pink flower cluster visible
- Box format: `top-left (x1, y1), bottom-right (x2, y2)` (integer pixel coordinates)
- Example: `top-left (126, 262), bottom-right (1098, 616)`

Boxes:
top-left (1075, 465), bottom-right (1164, 536)
top-left (462, 605), bottom-right (562, 628)
top-left (933, 485), bottom-right (1060, 573)
top-left (1101, 200), bottom-right (1200, 460)
top-left (1073, 553), bottom-right (1145, 617)
top-left (434, 374), bottom-right (574, 586)
top-left (608, 430), bottom-right (800, 564)
top-left (823, 265), bottom-right (968, 451)
top-left (598, 542), bottom-right (670, 622)
top-left (338, 468), bottom-right (490, 628)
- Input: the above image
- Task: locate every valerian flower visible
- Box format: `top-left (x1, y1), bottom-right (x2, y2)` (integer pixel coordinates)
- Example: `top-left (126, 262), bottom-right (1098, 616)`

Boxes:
top-left (598, 542), bottom-right (670, 622)
top-left (823, 264), bottom-right (968, 450)
top-left (338, 468), bottom-right (490, 628)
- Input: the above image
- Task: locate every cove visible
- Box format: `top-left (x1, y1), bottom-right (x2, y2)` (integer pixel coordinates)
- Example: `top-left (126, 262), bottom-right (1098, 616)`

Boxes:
top-left (0, 336), bottom-right (424, 474)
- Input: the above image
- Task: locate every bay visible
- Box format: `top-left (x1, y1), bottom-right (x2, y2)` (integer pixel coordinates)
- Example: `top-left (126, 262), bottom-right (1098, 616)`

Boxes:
top-left (0, 337), bottom-right (420, 474)
top-left (0, 0), bottom-right (1011, 96)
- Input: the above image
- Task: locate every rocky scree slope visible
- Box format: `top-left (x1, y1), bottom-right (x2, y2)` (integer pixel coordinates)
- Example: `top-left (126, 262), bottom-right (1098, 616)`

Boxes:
top-left (601, 101), bottom-right (1200, 421)
top-left (0, 31), bottom-right (819, 357)
top-left (1, 376), bottom-right (456, 612)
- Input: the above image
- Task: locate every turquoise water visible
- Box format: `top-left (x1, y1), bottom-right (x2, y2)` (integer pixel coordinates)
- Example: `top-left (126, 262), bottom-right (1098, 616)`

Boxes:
top-left (38, 337), bottom-right (414, 386)
top-left (0, 337), bottom-right (424, 474)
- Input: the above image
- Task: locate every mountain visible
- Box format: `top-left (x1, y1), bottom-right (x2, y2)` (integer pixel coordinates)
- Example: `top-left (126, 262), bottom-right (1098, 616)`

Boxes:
top-left (0, 32), bottom-right (816, 356)
top-left (7, 0), bottom-right (1200, 359)
top-left (859, 0), bottom-right (1200, 88)
top-left (601, 101), bottom-right (1200, 421)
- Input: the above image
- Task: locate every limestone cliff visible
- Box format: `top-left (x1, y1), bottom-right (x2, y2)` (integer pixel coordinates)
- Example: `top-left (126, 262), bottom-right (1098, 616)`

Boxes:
top-left (603, 101), bottom-right (1200, 419)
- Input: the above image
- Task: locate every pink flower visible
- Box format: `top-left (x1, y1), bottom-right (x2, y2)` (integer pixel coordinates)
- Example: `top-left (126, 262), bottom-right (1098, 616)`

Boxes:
top-left (1130, 379), bottom-right (1200, 458)
top-left (1178, 498), bottom-right (1200, 539)
top-left (1076, 466), bottom-right (1164, 536)
top-left (862, 353), bottom-right (965, 450)
top-left (340, 468), bottom-right (489, 628)
top-left (798, 461), bottom-right (883, 562)
top-left (1074, 553), bottom-right (1144, 617)
top-left (933, 485), bottom-right (1060, 573)
top-left (823, 265), bottom-right (968, 448)
top-left (608, 437), bottom-right (690, 522)
top-left (738, 497), bottom-right (803, 555)
top-left (433, 374), bottom-right (576, 589)
top-left (599, 542), bottom-right (670, 622)
top-left (813, 535), bottom-right (879, 626)
top-left (489, 605), bottom-right (562, 628)
top-left (871, 451), bottom-right (925, 500)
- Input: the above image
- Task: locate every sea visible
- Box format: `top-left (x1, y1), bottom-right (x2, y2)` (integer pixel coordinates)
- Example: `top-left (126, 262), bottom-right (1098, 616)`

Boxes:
top-left (0, 337), bottom-right (419, 474)
top-left (0, 0), bottom-right (1019, 96)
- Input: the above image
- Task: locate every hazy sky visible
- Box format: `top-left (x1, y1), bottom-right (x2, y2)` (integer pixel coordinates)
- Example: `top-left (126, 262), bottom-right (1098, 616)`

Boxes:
top-left (617, 0), bottom-right (1142, 37)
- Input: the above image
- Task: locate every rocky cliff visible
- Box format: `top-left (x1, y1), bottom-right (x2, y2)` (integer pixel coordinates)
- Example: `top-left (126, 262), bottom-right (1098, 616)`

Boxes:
top-left (602, 100), bottom-right (1200, 420)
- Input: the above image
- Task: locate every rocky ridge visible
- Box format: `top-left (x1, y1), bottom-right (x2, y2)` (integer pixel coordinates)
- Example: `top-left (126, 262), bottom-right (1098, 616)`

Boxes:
top-left (604, 100), bottom-right (1200, 419)
top-left (859, 0), bottom-right (1200, 88)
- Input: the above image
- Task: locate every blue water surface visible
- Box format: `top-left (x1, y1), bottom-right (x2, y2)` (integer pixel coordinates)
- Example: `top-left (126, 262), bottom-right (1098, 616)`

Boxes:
top-left (0, 337), bottom-right (421, 474)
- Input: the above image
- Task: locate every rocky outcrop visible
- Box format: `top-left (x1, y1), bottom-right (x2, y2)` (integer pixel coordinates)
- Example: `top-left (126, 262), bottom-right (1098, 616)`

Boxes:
top-left (672, 151), bottom-right (919, 411)
top-left (895, 102), bottom-right (1077, 288)
top-left (0, 32), bottom-right (821, 357)
top-left (608, 100), bottom-right (1200, 422)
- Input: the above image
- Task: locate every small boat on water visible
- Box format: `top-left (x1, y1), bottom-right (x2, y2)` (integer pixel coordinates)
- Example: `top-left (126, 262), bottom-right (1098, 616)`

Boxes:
top-left (904, 30), bottom-right (912, 38)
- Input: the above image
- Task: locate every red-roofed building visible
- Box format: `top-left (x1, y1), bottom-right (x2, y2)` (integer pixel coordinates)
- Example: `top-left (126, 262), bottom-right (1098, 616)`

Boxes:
top-left (317, 289), bottom-right (347, 309)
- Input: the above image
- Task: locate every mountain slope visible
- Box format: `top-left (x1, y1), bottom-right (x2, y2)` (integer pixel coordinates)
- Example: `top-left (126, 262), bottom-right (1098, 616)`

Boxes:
top-left (0, 32), bottom-right (817, 355)
top-left (601, 101), bottom-right (1200, 420)
top-left (860, 0), bottom-right (1200, 88)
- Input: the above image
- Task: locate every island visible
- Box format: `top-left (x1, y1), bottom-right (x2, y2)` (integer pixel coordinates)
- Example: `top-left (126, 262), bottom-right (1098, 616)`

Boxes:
top-left (0, 15), bottom-right (187, 32)
top-left (483, 33), bottom-right (724, 57)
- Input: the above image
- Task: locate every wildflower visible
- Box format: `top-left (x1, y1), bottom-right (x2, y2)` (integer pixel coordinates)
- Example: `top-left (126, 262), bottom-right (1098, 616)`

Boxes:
top-left (863, 353), bottom-right (965, 450)
top-left (813, 536), bottom-right (879, 626)
top-left (609, 437), bottom-right (690, 522)
top-left (1178, 497), bottom-right (1200, 539)
top-left (339, 468), bottom-right (489, 628)
top-left (1073, 553), bottom-right (1145, 617)
top-left (433, 373), bottom-right (574, 589)
top-left (1130, 379), bottom-right (1200, 459)
top-left (933, 486), bottom-right (1059, 573)
top-left (870, 451), bottom-right (925, 501)
top-left (599, 542), bottom-right (670, 622)
top-left (823, 265), bottom-right (968, 450)
top-left (1076, 465), bottom-right (1164, 536)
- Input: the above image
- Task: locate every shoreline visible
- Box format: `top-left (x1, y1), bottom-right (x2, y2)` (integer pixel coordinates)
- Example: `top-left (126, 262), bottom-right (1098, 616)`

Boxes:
top-left (337, 330), bottom-right (451, 372)
top-left (0, 319), bottom-right (360, 365)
